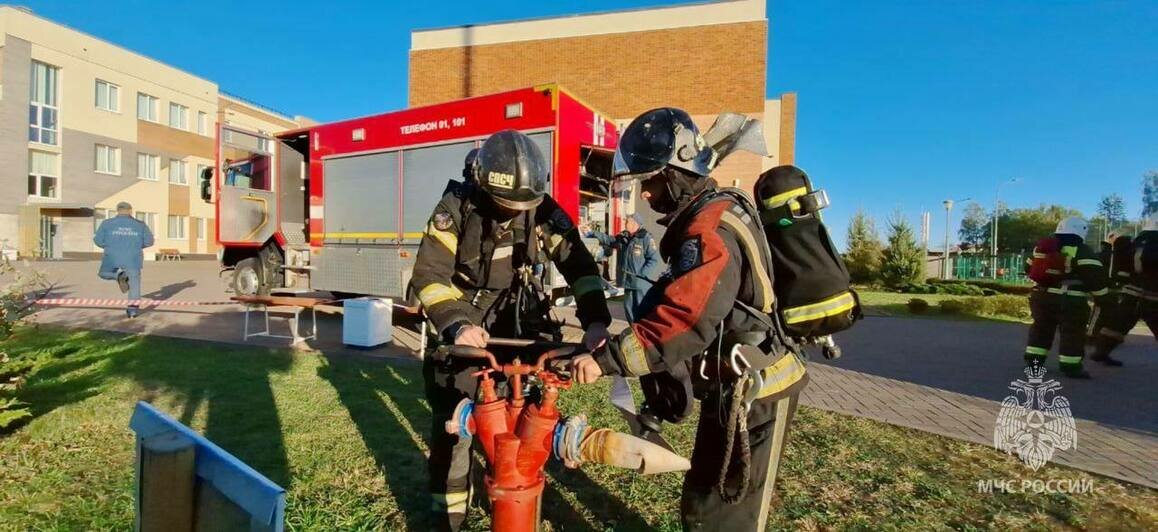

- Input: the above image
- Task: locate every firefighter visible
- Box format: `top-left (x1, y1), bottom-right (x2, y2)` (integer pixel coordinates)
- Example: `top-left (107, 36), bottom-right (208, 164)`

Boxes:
top-left (412, 129), bottom-right (611, 531)
top-left (1089, 217), bottom-right (1158, 363)
top-left (1085, 230), bottom-right (1131, 364)
top-left (1024, 216), bottom-right (1111, 378)
top-left (570, 108), bottom-right (807, 531)
top-left (582, 213), bottom-right (663, 322)
top-left (439, 148), bottom-right (480, 199)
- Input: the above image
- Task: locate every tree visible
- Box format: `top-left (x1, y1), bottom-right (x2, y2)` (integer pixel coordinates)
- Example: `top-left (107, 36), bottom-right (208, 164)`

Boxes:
top-left (1088, 194), bottom-right (1127, 242)
top-left (879, 212), bottom-right (925, 287)
top-left (844, 210), bottom-right (884, 284)
top-left (1098, 194), bottom-right (1126, 227)
top-left (994, 204), bottom-right (1083, 252)
top-left (958, 202), bottom-right (990, 249)
top-left (1143, 171), bottom-right (1158, 217)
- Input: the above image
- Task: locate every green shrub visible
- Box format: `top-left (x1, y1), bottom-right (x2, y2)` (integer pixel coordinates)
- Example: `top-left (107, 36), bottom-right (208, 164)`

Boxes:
top-left (898, 282), bottom-right (985, 296)
top-left (898, 283), bottom-right (930, 294)
top-left (987, 295), bottom-right (1031, 319)
top-left (940, 300), bottom-right (966, 314)
top-left (926, 278), bottom-right (1033, 296)
top-left (908, 298), bottom-right (931, 313)
top-left (948, 295), bottom-right (1030, 319)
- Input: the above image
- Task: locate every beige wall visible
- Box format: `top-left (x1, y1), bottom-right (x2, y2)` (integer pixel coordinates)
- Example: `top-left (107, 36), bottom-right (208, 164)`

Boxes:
top-left (1, 6), bottom-right (295, 257)
top-left (220, 96), bottom-right (298, 135)
top-left (761, 94), bottom-right (797, 172)
top-left (413, 0), bottom-right (764, 50)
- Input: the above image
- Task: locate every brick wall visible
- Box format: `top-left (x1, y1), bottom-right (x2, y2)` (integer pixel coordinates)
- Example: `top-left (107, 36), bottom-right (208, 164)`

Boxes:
top-left (778, 93), bottom-right (797, 166)
top-left (409, 21), bottom-right (767, 117)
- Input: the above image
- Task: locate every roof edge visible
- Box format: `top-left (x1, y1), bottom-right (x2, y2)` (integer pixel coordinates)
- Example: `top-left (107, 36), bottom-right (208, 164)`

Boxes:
top-left (411, 0), bottom-right (765, 51)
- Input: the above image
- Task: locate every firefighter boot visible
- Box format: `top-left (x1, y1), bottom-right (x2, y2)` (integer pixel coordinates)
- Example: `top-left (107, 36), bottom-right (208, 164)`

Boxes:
top-left (1089, 345), bottom-right (1124, 367)
top-left (1061, 365), bottom-right (1091, 379)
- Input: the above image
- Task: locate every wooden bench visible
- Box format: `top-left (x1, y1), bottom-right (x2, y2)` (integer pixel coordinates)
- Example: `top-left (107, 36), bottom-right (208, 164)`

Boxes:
top-left (156, 248), bottom-right (183, 261)
top-left (232, 295), bottom-right (334, 345)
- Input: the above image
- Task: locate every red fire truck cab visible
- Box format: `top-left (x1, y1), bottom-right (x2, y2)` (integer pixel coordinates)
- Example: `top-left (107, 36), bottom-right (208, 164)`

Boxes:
top-left (209, 85), bottom-right (621, 300)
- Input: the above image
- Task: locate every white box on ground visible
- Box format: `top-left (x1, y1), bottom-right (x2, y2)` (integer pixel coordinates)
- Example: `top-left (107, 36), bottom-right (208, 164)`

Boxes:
top-left (343, 297), bottom-right (393, 347)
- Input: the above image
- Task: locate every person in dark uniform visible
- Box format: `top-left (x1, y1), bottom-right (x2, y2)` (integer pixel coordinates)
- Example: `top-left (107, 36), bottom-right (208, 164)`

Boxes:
top-left (411, 130), bottom-right (611, 531)
top-left (1089, 217), bottom-right (1158, 363)
top-left (1024, 216), bottom-right (1110, 378)
top-left (570, 108), bottom-right (807, 531)
top-left (583, 213), bottom-right (663, 322)
top-left (1085, 230), bottom-right (1131, 365)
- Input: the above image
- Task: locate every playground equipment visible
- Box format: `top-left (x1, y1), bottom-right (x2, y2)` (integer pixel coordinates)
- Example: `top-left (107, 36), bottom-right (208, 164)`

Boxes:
top-left (438, 341), bottom-right (690, 532)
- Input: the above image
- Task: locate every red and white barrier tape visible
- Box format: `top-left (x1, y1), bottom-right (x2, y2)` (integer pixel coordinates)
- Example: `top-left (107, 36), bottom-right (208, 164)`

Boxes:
top-left (35, 298), bottom-right (235, 307)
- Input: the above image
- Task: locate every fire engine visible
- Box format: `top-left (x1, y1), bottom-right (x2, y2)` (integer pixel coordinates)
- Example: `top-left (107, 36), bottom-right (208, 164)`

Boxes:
top-left (202, 85), bottom-right (621, 299)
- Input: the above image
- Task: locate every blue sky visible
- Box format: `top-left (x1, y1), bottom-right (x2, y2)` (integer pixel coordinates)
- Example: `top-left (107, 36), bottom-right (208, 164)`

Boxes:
top-left (26, 0), bottom-right (1156, 249)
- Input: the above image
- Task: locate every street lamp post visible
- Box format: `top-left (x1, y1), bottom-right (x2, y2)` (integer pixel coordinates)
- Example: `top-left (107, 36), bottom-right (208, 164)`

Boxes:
top-left (943, 200), bottom-right (954, 279)
top-left (991, 177), bottom-right (1020, 279)
top-left (943, 197), bottom-right (972, 279)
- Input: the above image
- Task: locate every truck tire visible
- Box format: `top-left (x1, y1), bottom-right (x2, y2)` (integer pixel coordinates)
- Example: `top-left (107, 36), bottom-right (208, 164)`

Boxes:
top-left (232, 258), bottom-right (268, 296)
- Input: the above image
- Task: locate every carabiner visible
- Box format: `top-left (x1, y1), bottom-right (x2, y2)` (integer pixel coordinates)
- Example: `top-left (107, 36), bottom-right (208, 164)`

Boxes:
top-left (742, 367), bottom-right (764, 414)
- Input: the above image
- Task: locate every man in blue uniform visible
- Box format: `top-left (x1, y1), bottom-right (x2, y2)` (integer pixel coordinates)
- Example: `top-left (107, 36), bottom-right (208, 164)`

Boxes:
top-left (94, 201), bottom-right (153, 318)
top-left (584, 213), bottom-right (663, 322)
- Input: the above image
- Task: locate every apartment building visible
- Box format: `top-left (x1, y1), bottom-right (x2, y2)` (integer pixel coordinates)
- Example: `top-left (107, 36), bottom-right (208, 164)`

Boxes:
top-left (0, 5), bottom-right (298, 259)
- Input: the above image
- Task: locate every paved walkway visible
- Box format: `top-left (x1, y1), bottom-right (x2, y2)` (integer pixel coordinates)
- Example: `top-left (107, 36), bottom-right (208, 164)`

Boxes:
top-left (802, 364), bottom-right (1158, 489)
top-left (14, 260), bottom-right (1158, 489)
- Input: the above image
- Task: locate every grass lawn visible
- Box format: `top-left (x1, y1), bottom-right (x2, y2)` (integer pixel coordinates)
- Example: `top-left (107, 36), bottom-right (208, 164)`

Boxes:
top-left (2, 326), bottom-right (1155, 530)
top-left (857, 290), bottom-right (1028, 323)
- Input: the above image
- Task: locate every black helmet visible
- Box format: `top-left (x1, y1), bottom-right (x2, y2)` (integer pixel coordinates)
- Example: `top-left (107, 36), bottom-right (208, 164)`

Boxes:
top-left (462, 148), bottom-right (479, 181)
top-left (476, 130), bottom-right (548, 211)
top-left (613, 108), bottom-right (715, 180)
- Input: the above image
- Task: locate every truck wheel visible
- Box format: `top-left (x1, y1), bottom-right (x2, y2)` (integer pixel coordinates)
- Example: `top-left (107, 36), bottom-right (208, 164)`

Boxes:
top-left (232, 258), bottom-right (268, 296)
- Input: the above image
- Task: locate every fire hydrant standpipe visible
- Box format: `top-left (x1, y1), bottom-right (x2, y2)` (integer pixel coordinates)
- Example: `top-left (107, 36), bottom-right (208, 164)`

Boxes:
top-left (441, 344), bottom-right (692, 532)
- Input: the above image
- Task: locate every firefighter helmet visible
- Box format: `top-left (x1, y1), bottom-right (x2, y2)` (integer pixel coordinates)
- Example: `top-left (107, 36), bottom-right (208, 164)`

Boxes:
top-left (462, 148), bottom-right (480, 182)
top-left (1055, 216), bottom-right (1089, 239)
top-left (475, 130), bottom-right (549, 211)
top-left (612, 108), bottom-right (715, 180)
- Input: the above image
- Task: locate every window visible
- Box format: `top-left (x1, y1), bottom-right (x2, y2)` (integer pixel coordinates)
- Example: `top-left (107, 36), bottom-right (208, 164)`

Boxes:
top-left (95, 80), bottom-right (119, 112)
top-left (169, 159), bottom-right (187, 184)
top-left (29, 62), bottom-right (59, 145)
top-left (197, 111), bottom-right (210, 136)
top-left (28, 151), bottom-right (60, 198)
top-left (168, 103), bottom-right (188, 130)
top-left (167, 215), bottom-right (187, 239)
top-left (134, 211), bottom-right (157, 233)
top-left (137, 93), bottom-right (158, 121)
top-left (137, 153), bottom-right (160, 180)
top-left (197, 217), bottom-right (207, 241)
top-left (95, 144), bottom-right (121, 175)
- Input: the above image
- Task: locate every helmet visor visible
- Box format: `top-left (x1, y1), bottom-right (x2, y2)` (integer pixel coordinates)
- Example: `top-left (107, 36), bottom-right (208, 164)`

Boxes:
top-left (612, 149), bottom-right (661, 183)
